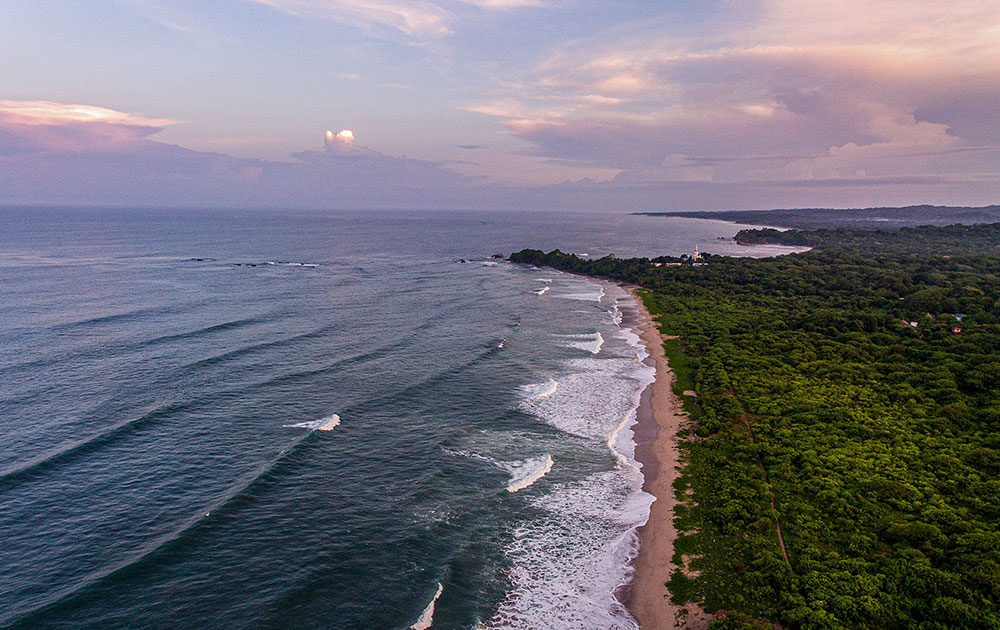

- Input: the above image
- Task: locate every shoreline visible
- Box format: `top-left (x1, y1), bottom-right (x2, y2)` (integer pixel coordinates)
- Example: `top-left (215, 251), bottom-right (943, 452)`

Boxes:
top-left (621, 286), bottom-right (712, 630)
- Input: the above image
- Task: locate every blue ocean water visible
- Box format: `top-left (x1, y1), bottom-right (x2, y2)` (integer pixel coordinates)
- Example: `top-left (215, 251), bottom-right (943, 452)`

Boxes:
top-left (0, 208), bottom-right (797, 629)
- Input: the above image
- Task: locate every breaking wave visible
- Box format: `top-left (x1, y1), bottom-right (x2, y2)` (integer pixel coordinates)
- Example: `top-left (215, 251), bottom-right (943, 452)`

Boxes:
top-left (283, 413), bottom-right (341, 431)
top-left (505, 454), bottom-right (554, 493)
top-left (564, 331), bottom-right (604, 355)
top-left (519, 378), bottom-right (558, 401)
top-left (410, 583), bottom-right (444, 630)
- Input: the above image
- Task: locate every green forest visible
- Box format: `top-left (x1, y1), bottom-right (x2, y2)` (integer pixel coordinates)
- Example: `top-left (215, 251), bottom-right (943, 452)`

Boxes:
top-left (510, 223), bottom-right (1000, 630)
top-left (733, 222), bottom-right (1000, 255)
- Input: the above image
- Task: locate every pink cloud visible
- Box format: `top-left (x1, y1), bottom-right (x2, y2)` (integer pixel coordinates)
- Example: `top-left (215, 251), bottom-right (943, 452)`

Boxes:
top-left (463, 0), bottom-right (1000, 190)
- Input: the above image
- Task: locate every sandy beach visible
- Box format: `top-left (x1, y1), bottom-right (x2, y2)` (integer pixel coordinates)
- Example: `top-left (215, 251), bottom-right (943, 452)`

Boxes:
top-left (623, 286), bottom-right (712, 630)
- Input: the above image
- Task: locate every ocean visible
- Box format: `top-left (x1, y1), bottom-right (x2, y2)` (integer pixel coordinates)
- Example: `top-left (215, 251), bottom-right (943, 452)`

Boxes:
top-left (0, 208), bottom-right (796, 629)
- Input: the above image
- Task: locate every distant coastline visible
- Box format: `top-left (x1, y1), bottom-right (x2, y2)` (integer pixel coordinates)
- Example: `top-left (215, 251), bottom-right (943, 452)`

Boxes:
top-left (634, 204), bottom-right (1000, 230)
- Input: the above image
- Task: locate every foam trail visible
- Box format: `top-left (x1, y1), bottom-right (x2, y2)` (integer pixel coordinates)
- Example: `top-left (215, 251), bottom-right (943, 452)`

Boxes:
top-left (534, 286), bottom-right (550, 296)
top-left (410, 583), bottom-right (443, 630)
top-left (284, 413), bottom-right (340, 431)
top-left (506, 454), bottom-right (554, 493)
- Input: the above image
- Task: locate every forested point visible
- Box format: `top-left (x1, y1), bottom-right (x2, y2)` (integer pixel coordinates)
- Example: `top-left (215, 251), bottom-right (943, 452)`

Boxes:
top-left (734, 222), bottom-right (1000, 255)
top-left (510, 222), bottom-right (1000, 630)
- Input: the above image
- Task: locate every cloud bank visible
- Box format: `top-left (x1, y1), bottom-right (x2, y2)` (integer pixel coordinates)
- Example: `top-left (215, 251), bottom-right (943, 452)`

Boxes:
top-left (0, 100), bottom-right (477, 208)
top-left (1, 92), bottom-right (998, 211)
top-left (465, 0), bottom-right (1000, 197)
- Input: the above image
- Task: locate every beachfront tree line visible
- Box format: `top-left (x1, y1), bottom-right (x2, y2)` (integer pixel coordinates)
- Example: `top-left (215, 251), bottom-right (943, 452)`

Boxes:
top-left (510, 224), bottom-right (1000, 630)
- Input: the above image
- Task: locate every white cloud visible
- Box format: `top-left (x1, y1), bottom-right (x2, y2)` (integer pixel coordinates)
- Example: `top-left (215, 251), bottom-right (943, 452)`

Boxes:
top-left (249, 0), bottom-right (456, 37)
top-left (460, 0), bottom-right (544, 8)
top-left (0, 100), bottom-right (175, 128)
top-left (247, 0), bottom-right (543, 37)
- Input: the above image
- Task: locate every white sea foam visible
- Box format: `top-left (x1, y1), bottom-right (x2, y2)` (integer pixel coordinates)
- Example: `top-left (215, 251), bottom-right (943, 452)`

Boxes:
top-left (520, 378), bottom-right (558, 401)
top-left (518, 358), bottom-right (652, 441)
top-left (534, 286), bottom-right (550, 296)
top-left (537, 278), bottom-right (552, 283)
top-left (505, 454), bottom-right (554, 493)
top-left (485, 469), bottom-right (651, 630)
top-left (410, 583), bottom-right (443, 630)
top-left (283, 413), bottom-right (341, 431)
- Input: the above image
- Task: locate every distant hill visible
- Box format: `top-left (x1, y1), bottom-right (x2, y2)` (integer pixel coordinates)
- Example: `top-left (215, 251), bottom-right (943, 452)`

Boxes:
top-left (637, 204), bottom-right (1000, 229)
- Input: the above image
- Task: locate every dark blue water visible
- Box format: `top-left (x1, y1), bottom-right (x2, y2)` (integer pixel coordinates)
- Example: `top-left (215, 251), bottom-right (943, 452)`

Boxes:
top-left (0, 208), bottom-right (796, 629)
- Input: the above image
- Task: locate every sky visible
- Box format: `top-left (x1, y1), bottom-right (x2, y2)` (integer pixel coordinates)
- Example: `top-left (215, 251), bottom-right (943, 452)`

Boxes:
top-left (1, 0), bottom-right (999, 211)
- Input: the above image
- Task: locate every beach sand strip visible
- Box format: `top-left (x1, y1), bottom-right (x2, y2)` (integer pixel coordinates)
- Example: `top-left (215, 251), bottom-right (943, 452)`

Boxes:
top-left (623, 286), bottom-right (712, 630)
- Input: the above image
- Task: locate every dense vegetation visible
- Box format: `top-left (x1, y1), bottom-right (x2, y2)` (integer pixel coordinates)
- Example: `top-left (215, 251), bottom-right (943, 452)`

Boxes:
top-left (638, 204), bottom-right (1000, 229)
top-left (510, 223), bottom-right (1000, 630)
